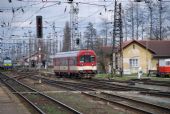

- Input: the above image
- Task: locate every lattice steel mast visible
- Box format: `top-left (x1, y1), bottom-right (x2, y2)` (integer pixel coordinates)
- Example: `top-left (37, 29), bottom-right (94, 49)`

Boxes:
top-left (111, 0), bottom-right (123, 77)
top-left (68, 0), bottom-right (80, 50)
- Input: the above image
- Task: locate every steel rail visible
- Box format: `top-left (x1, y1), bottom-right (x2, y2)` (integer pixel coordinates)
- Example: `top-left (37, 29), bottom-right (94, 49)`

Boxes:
top-left (91, 79), bottom-right (170, 97)
top-left (32, 75), bottom-right (131, 91)
top-left (30, 75), bottom-right (164, 114)
top-left (82, 92), bottom-right (153, 114)
top-left (81, 79), bottom-right (151, 91)
top-left (31, 76), bottom-right (94, 91)
top-left (14, 72), bottom-right (170, 98)
top-left (129, 79), bottom-right (170, 86)
top-left (101, 92), bottom-right (170, 114)
top-left (0, 73), bottom-right (83, 114)
top-left (139, 81), bottom-right (170, 87)
top-left (0, 74), bottom-right (45, 114)
top-left (140, 91), bottom-right (170, 98)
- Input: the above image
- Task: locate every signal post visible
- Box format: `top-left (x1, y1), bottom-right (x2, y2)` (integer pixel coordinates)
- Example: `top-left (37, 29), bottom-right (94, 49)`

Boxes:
top-left (36, 16), bottom-right (43, 84)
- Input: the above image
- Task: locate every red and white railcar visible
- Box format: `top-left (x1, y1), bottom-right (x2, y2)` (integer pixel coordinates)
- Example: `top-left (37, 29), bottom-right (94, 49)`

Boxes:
top-left (157, 58), bottom-right (170, 77)
top-left (52, 50), bottom-right (97, 78)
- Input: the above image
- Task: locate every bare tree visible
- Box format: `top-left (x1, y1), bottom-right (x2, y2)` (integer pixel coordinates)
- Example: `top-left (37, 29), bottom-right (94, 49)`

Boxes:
top-left (125, 2), bottom-right (135, 40)
top-left (125, 1), bottom-right (148, 40)
top-left (99, 18), bottom-right (111, 46)
top-left (84, 22), bottom-right (97, 49)
top-left (95, 44), bottom-right (112, 73)
top-left (151, 1), bottom-right (170, 40)
top-left (62, 21), bottom-right (71, 52)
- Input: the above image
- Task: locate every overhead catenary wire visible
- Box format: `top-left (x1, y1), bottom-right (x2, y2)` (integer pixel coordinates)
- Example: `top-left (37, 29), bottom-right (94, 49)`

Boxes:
top-left (1, 0), bottom-right (113, 32)
top-left (0, 1), bottom-right (44, 38)
top-left (8, 2), bottom-right (50, 36)
top-left (78, 2), bottom-right (114, 23)
top-left (2, 0), bottom-right (169, 39)
top-left (1, 0), bottom-right (110, 24)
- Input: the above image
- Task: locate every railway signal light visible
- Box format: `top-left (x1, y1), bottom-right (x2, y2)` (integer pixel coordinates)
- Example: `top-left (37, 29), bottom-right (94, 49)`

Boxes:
top-left (68, 0), bottom-right (73, 3)
top-left (36, 16), bottom-right (43, 38)
top-left (8, 0), bottom-right (12, 3)
top-left (76, 38), bottom-right (80, 45)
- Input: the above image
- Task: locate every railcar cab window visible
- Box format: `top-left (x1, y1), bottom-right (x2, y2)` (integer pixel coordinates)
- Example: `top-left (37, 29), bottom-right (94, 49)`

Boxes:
top-left (91, 56), bottom-right (95, 62)
top-left (3, 57), bottom-right (11, 63)
top-left (80, 56), bottom-right (85, 63)
top-left (166, 61), bottom-right (170, 66)
top-left (80, 55), bottom-right (95, 63)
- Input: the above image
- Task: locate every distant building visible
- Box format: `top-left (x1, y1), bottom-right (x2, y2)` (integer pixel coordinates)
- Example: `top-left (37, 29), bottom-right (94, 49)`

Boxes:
top-left (23, 52), bottom-right (46, 67)
top-left (122, 40), bottom-right (170, 74)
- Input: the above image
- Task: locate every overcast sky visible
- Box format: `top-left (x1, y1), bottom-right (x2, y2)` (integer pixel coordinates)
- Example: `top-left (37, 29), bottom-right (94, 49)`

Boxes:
top-left (1, 0), bottom-right (169, 40)
top-left (0, 0), bottom-right (118, 39)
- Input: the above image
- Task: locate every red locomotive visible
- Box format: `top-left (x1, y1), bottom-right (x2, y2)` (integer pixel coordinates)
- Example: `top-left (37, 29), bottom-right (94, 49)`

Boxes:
top-left (52, 50), bottom-right (97, 78)
top-left (157, 59), bottom-right (170, 77)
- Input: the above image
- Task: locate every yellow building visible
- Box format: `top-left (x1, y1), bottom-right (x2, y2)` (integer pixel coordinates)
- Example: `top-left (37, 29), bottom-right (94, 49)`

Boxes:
top-left (122, 40), bottom-right (170, 74)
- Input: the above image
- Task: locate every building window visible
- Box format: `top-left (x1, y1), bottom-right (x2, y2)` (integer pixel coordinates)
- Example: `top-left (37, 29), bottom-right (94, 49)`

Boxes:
top-left (129, 58), bottom-right (138, 67)
top-left (133, 44), bottom-right (135, 49)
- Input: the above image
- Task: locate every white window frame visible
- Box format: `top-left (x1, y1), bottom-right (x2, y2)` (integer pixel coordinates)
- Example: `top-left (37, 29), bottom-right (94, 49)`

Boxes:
top-left (129, 58), bottom-right (139, 68)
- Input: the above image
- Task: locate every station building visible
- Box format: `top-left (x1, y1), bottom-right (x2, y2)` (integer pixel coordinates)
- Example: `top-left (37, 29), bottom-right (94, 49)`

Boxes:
top-left (122, 40), bottom-right (170, 74)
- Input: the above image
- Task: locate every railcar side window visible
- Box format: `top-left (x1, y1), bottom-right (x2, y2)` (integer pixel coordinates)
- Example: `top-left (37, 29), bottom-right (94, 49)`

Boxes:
top-left (73, 58), bottom-right (77, 65)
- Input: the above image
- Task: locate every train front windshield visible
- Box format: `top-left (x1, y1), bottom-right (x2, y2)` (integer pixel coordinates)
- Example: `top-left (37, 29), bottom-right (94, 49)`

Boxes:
top-left (80, 55), bottom-right (95, 63)
top-left (4, 60), bottom-right (12, 64)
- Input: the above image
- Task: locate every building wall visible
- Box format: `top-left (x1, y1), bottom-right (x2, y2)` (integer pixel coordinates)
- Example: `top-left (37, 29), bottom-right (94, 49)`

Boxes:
top-left (123, 42), bottom-right (158, 74)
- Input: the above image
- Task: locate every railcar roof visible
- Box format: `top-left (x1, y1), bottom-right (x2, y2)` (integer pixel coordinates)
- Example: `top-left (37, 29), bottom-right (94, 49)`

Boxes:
top-left (52, 51), bottom-right (80, 58)
top-left (51, 50), bottom-right (95, 58)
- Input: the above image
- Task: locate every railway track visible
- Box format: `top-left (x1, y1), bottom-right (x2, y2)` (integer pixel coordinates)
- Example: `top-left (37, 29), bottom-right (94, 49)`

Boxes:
top-left (136, 80), bottom-right (170, 87)
top-left (140, 91), bottom-right (170, 98)
top-left (83, 92), bottom-right (170, 114)
top-left (33, 75), bottom-right (136, 91)
top-left (91, 78), bottom-right (170, 87)
top-left (31, 76), bottom-right (95, 91)
top-left (13, 69), bottom-right (170, 87)
top-left (81, 79), bottom-right (170, 98)
top-left (79, 79), bottom-right (152, 91)
top-left (26, 75), bottom-right (170, 114)
top-left (13, 71), bottom-right (170, 98)
top-left (100, 92), bottom-right (170, 114)
top-left (0, 73), bottom-right (82, 114)
top-left (29, 74), bottom-right (148, 91)
top-left (11, 70), bottom-right (170, 98)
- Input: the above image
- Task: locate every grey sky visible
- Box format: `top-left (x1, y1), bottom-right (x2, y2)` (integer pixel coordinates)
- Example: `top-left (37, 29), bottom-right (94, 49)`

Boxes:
top-left (1, 0), bottom-right (169, 39)
top-left (0, 0), bottom-right (115, 39)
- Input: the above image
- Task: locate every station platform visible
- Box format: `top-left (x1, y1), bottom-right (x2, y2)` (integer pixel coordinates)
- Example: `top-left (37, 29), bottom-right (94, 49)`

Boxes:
top-left (0, 81), bottom-right (31, 114)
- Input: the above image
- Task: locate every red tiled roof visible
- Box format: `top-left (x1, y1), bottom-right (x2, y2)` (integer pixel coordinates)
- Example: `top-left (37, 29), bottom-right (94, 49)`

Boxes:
top-left (123, 40), bottom-right (170, 58)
